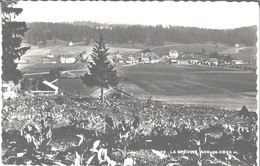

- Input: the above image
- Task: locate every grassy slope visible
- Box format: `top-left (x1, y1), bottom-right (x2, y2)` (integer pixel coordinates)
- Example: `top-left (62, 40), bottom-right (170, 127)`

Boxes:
top-left (21, 63), bottom-right (86, 74)
top-left (59, 78), bottom-right (97, 96)
top-left (150, 44), bottom-right (230, 56)
top-left (118, 64), bottom-right (257, 110)
top-left (120, 64), bottom-right (257, 96)
top-left (232, 47), bottom-right (257, 60)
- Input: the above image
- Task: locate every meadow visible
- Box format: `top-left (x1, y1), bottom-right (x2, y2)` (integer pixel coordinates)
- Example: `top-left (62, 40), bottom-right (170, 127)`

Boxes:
top-left (20, 63), bottom-right (86, 74)
top-left (58, 78), bottom-right (96, 96)
top-left (119, 64), bottom-right (257, 110)
top-left (120, 64), bottom-right (256, 94)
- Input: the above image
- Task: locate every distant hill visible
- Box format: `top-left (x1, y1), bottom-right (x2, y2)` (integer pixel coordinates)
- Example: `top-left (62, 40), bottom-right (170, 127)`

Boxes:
top-left (24, 22), bottom-right (257, 47)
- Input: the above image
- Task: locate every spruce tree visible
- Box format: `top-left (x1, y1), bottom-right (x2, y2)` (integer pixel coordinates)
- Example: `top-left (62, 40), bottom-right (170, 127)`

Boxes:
top-left (2, 1), bottom-right (30, 84)
top-left (81, 35), bottom-right (118, 102)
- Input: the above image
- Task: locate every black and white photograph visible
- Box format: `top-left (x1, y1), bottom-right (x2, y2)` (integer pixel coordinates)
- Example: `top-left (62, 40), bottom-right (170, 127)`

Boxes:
top-left (1, 1), bottom-right (259, 165)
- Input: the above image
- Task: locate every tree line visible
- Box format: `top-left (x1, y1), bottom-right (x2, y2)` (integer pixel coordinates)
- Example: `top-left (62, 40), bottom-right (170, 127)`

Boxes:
top-left (25, 22), bottom-right (257, 47)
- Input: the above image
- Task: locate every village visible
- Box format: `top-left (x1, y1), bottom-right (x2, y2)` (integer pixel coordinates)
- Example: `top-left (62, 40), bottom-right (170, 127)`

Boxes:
top-left (42, 41), bottom-right (256, 71)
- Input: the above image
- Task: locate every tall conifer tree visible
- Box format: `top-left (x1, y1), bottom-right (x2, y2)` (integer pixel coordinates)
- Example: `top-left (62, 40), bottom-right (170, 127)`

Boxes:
top-left (81, 35), bottom-right (118, 102)
top-left (2, 0), bottom-right (30, 84)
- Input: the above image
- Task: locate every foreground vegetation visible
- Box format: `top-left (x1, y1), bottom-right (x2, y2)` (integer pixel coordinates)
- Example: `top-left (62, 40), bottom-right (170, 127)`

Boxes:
top-left (2, 94), bottom-right (257, 165)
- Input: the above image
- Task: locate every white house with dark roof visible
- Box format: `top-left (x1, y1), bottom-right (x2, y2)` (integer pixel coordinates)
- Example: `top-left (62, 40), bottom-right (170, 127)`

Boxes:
top-left (169, 50), bottom-right (179, 59)
top-left (60, 55), bottom-right (77, 63)
top-left (68, 41), bottom-right (74, 46)
top-left (206, 58), bottom-right (218, 66)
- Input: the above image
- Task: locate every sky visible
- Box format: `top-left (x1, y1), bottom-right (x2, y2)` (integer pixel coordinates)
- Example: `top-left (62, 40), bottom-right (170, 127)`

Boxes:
top-left (15, 1), bottom-right (259, 29)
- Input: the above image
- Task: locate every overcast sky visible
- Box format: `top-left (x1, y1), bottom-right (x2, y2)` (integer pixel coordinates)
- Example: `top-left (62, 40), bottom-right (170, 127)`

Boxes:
top-left (15, 1), bottom-right (259, 29)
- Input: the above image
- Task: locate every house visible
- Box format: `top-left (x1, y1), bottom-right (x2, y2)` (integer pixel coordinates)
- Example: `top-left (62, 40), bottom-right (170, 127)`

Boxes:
top-left (2, 81), bottom-right (18, 99)
top-left (69, 41), bottom-right (74, 46)
top-left (160, 55), bottom-right (169, 64)
top-left (150, 59), bottom-right (160, 64)
top-left (141, 57), bottom-right (150, 64)
top-left (140, 52), bottom-right (160, 64)
top-left (206, 58), bottom-right (218, 66)
top-left (141, 49), bottom-right (152, 57)
top-left (169, 59), bottom-right (178, 63)
top-left (147, 52), bottom-right (160, 64)
top-left (177, 60), bottom-right (189, 65)
top-left (60, 55), bottom-right (77, 64)
top-left (118, 58), bottom-right (125, 64)
top-left (232, 59), bottom-right (245, 65)
top-left (43, 58), bottom-right (56, 63)
top-left (190, 60), bottom-right (202, 65)
top-left (108, 52), bottom-right (124, 64)
top-left (46, 54), bottom-right (54, 59)
top-left (124, 58), bottom-right (133, 64)
top-left (176, 53), bottom-right (194, 65)
top-left (123, 56), bottom-right (136, 64)
top-left (169, 50), bottom-right (179, 59)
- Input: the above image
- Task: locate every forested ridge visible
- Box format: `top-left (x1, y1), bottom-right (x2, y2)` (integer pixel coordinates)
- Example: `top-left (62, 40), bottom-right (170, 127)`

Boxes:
top-left (25, 22), bottom-right (257, 46)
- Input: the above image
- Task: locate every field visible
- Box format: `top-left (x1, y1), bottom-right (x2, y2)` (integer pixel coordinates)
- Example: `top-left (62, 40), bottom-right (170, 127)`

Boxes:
top-left (20, 63), bottom-right (86, 74)
top-left (21, 44), bottom-right (141, 60)
top-left (58, 78), bottom-right (97, 96)
top-left (118, 64), bottom-right (257, 110)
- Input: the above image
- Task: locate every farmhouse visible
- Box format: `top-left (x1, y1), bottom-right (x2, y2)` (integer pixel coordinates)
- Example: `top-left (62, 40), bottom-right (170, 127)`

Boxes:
top-left (169, 58), bottom-right (178, 63)
top-left (169, 50), bottom-right (179, 59)
top-left (160, 55), bottom-right (170, 64)
top-left (68, 41), bottom-right (74, 46)
top-left (42, 58), bottom-right (56, 64)
top-left (190, 60), bottom-right (202, 65)
top-left (232, 59), bottom-right (245, 65)
top-left (140, 52), bottom-right (160, 64)
top-left (177, 60), bottom-right (189, 65)
top-left (206, 58), bottom-right (218, 66)
top-left (176, 54), bottom-right (193, 65)
top-left (141, 57), bottom-right (150, 64)
top-left (124, 58), bottom-right (133, 64)
top-left (46, 54), bottom-right (54, 59)
top-left (60, 55), bottom-right (77, 64)
top-left (2, 81), bottom-right (18, 99)
top-left (141, 49), bottom-right (152, 57)
top-left (148, 52), bottom-right (160, 64)
top-left (118, 58), bottom-right (125, 64)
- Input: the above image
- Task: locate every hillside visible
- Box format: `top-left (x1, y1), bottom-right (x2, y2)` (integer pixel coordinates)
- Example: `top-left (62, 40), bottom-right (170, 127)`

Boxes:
top-left (220, 46), bottom-right (257, 60)
top-left (25, 22), bottom-right (257, 47)
top-left (150, 43), bottom-right (230, 56)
